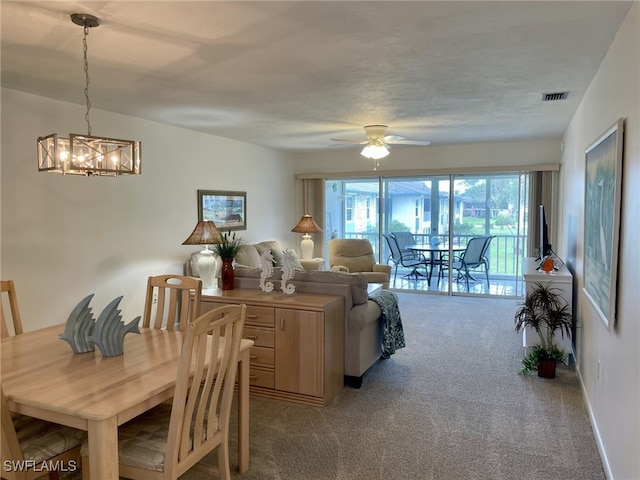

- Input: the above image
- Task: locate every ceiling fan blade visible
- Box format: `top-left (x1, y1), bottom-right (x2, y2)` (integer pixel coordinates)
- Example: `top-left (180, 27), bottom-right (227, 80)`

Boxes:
top-left (330, 138), bottom-right (368, 144)
top-left (383, 135), bottom-right (407, 142)
top-left (386, 139), bottom-right (432, 146)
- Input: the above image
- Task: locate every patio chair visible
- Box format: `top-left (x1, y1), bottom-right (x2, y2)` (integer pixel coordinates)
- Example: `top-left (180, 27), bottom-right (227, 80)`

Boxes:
top-left (384, 234), bottom-right (429, 285)
top-left (449, 236), bottom-right (495, 291)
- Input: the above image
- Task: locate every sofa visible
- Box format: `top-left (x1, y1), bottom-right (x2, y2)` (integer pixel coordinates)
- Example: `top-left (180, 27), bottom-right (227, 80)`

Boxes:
top-left (186, 239), bottom-right (387, 386)
top-left (231, 265), bottom-right (384, 387)
top-left (186, 240), bottom-right (323, 278)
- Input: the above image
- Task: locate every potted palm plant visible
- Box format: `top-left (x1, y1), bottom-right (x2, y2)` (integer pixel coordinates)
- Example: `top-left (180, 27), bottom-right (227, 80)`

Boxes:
top-left (514, 282), bottom-right (573, 378)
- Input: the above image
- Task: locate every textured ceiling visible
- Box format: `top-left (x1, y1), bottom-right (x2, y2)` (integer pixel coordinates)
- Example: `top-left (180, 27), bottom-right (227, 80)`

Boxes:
top-left (0, 1), bottom-right (633, 152)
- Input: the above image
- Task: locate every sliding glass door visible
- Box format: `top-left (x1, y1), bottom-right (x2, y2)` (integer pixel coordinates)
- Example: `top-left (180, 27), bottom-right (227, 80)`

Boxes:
top-left (323, 172), bottom-right (528, 297)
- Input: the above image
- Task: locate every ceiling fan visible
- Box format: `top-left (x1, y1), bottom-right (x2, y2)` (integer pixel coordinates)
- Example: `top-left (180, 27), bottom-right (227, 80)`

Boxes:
top-left (331, 125), bottom-right (431, 160)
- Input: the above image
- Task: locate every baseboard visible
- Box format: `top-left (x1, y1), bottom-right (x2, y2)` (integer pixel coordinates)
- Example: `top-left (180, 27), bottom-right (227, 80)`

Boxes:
top-left (576, 362), bottom-right (613, 479)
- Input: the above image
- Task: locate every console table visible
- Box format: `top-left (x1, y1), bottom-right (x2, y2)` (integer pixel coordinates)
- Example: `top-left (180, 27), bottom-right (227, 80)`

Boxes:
top-left (522, 257), bottom-right (574, 362)
top-left (200, 288), bottom-right (344, 406)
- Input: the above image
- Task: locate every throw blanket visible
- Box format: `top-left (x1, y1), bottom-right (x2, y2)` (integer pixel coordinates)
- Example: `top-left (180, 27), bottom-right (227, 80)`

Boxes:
top-left (369, 290), bottom-right (406, 359)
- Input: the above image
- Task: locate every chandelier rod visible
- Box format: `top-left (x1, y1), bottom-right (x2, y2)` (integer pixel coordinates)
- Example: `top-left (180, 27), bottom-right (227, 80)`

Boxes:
top-left (82, 23), bottom-right (92, 136)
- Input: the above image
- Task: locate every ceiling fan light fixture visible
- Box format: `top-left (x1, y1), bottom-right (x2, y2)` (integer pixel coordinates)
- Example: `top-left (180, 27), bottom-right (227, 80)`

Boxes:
top-left (37, 13), bottom-right (141, 177)
top-left (361, 142), bottom-right (389, 160)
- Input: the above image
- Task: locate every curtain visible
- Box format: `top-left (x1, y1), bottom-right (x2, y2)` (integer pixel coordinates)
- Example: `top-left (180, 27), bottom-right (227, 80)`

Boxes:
top-left (300, 178), bottom-right (325, 258)
top-left (527, 171), bottom-right (555, 257)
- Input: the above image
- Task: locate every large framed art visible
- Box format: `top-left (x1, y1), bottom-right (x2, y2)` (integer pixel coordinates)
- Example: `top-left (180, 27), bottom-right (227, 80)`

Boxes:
top-left (583, 118), bottom-right (624, 332)
top-left (197, 190), bottom-right (247, 231)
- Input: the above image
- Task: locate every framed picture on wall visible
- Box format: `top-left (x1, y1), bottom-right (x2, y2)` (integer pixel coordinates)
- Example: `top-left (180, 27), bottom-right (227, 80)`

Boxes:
top-left (197, 190), bottom-right (247, 231)
top-left (583, 118), bottom-right (624, 332)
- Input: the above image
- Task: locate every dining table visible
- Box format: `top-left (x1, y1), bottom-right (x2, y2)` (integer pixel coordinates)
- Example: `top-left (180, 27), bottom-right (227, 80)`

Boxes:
top-left (406, 244), bottom-right (466, 286)
top-left (1, 324), bottom-right (253, 479)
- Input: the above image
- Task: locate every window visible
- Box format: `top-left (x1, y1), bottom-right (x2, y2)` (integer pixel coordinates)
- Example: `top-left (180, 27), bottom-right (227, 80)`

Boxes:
top-left (325, 173), bottom-right (529, 297)
top-left (346, 196), bottom-right (354, 222)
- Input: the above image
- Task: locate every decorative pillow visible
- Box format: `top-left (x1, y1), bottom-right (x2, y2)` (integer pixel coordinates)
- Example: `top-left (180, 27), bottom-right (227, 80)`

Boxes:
top-left (284, 248), bottom-right (305, 271)
top-left (234, 245), bottom-right (261, 268)
top-left (255, 241), bottom-right (284, 266)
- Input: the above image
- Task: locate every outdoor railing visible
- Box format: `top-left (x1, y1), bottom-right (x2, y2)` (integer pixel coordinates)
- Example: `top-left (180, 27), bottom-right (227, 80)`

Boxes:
top-left (340, 232), bottom-right (527, 278)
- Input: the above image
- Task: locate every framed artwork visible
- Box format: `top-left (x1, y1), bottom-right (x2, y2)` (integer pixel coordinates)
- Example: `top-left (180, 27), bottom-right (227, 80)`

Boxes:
top-left (197, 190), bottom-right (247, 231)
top-left (583, 118), bottom-right (624, 331)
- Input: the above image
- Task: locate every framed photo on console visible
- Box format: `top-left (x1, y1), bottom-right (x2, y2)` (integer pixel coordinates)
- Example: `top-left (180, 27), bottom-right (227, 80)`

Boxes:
top-left (197, 190), bottom-right (247, 231)
top-left (583, 118), bottom-right (624, 332)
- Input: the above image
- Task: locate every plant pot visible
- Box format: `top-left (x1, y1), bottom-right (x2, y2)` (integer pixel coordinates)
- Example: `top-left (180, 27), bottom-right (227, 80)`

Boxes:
top-left (537, 358), bottom-right (557, 379)
top-left (221, 258), bottom-right (234, 290)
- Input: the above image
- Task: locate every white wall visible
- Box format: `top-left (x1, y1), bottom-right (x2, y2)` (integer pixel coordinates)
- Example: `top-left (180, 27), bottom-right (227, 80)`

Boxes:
top-left (559, 3), bottom-right (639, 479)
top-left (1, 89), bottom-right (296, 330)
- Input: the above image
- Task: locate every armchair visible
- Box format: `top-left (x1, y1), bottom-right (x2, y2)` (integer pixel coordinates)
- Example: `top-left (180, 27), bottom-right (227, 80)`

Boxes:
top-left (328, 239), bottom-right (391, 289)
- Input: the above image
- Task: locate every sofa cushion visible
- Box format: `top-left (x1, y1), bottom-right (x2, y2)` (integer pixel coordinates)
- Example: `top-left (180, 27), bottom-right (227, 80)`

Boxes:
top-left (235, 245), bottom-right (262, 268)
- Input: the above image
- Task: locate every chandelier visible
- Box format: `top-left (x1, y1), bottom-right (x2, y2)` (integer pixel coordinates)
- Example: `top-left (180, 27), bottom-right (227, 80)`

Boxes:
top-left (37, 14), bottom-right (141, 177)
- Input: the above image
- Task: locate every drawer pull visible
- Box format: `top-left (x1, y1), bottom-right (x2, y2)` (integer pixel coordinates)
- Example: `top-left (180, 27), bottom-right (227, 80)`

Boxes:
top-left (249, 375), bottom-right (258, 380)
top-left (280, 318), bottom-right (285, 330)
top-left (247, 314), bottom-right (258, 319)
top-left (250, 355), bottom-right (257, 360)
top-left (246, 335), bottom-right (258, 340)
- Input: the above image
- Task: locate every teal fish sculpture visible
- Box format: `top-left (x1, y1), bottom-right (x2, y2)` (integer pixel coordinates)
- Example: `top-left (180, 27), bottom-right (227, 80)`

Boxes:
top-left (59, 294), bottom-right (97, 353)
top-left (88, 296), bottom-right (141, 357)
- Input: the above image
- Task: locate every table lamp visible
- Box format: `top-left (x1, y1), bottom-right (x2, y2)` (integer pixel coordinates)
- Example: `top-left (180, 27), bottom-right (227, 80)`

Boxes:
top-left (182, 220), bottom-right (222, 289)
top-left (291, 214), bottom-right (323, 260)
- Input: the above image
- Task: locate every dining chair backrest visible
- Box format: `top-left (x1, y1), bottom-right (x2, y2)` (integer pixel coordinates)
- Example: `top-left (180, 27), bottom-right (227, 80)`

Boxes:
top-left (142, 275), bottom-right (203, 331)
top-left (166, 304), bottom-right (246, 479)
top-left (1, 387), bottom-right (85, 480)
top-left (1, 280), bottom-right (23, 338)
top-left (461, 236), bottom-right (494, 267)
top-left (391, 231), bottom-right (416, 251)
top-left (384, 234), bottom-right (403, 262)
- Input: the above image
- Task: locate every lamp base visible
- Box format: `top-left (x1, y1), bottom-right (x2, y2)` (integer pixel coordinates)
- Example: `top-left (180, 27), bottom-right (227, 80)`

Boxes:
top-left (198, 250), bottom-right (218, 289)
top-left (300, 234), bottom-right (314, 260)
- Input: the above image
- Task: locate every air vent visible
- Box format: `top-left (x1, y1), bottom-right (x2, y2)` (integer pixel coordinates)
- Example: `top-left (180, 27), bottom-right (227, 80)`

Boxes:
top-left (542, 92), bottom-right (569, 101)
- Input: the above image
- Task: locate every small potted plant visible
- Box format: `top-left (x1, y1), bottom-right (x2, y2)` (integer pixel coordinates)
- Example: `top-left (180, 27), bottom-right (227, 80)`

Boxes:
top-left (214, 231), bottom-right (244, 290)
top-left (514, 282), bottom-right (573, 378)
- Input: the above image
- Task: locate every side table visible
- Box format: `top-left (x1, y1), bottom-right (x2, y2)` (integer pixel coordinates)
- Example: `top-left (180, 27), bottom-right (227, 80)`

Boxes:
top-left (300, 257), bottom-right (325, 271)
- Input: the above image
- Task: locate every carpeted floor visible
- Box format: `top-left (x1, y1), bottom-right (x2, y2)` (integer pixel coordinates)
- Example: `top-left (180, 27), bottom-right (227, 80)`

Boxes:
top-left (187, 292), bottom-right (603, 480)
top-left (75, 292), bottom-right (604, 479)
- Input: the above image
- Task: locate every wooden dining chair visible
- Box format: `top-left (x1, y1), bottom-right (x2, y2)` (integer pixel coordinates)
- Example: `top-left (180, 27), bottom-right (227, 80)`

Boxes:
top-left (82, 304), bottom-right (247, 480)
top-left (1, 280), bottom-right (23, 338)
top-left (142, 275), bottom-right (203, 331)
top-left (1, 387), bottom-right (86, 480)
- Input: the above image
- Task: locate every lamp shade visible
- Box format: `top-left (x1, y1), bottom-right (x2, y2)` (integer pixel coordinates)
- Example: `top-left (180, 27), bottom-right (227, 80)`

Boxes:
top-left (361, 142), bottom-right (389, 160)
top-left (182, 221), bottom-right (222, 246)
top-left (291, 215), bottom-right (323, 234)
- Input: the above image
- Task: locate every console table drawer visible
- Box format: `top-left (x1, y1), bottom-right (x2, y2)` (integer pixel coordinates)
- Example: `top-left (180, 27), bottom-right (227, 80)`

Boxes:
top-left (249, 366), bottom-right (275, 389)
top-left (250, 346), bottom-right (275, 367)
top-left (245, 306), bottom-right (275, 327)
top-left (243, 326), bottom-right (274, 348)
